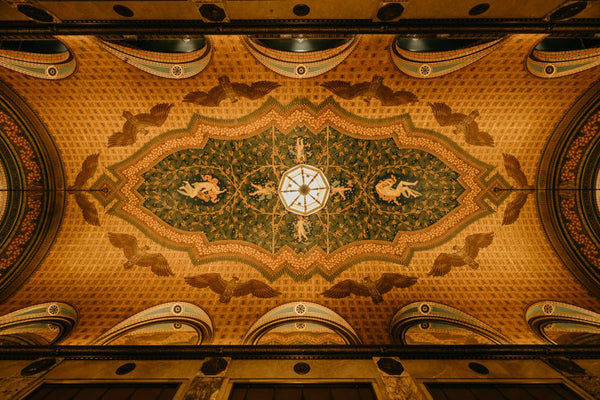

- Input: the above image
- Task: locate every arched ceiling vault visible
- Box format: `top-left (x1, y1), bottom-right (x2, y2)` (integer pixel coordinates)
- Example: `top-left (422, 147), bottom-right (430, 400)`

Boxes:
top-left (0, 34), bottom-right (599, 346)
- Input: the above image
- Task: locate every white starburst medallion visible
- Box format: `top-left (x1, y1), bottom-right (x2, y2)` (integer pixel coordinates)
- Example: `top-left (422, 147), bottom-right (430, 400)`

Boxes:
top-left (278, 164), bottom-right (330, 216)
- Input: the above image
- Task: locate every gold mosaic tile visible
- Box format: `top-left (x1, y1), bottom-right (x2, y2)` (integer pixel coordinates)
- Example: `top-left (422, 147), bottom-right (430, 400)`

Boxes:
top-left (0, 34), bottom-right (598, 345)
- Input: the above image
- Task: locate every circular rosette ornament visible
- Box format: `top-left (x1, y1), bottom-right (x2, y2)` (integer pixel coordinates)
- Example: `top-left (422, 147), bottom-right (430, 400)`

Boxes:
top-left (278, 164), bottom-right (330, 216)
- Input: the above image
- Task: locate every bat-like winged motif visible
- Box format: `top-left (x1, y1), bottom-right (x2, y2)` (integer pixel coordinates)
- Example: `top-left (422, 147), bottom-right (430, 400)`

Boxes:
top-left (108, 233), bottom-right (174, 277)
top-left (69, 153), bottom-right (99, 191)
top-left (183, 76), bottom-right (281, 106)
top-left (184, 273), bottom-right (281, 303)
top-left (69, 153), bottom-right (100, 226)
top-left (502, 153), bottom-right (534, 225)
top-left (428, 102), bottom-right (494, 147)
top-left (321, 75), bottom-right (418, 106)
top-left (321, 274), bottom-right (418, 304)
top-left (429, 233), bottom-right (494, 277)
top-left (107, 103), bottom-right (173, 147)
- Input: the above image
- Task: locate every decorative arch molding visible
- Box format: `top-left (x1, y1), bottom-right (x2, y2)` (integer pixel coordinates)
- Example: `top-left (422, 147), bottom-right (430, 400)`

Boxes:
top-left (97, 37), bottom-right (212, 79)
top-left (537, 80), bottom-right (600, 296)
top-left (243, 302), bottom-right (361, 345)
top-left (0, 38), bottom-right (76, 79)
top-left (243, 36), bottom-right (358, 79)
top-left (390, 302), bottom-right (510, 345)
top-left (0, 302), bottom-right (77, 346)
top-left (0, 80), bottom-right (65, 302)
top-left (93, 302), bottom-right (213, 345)
top-left (526, 301), bottom-right (600, 345)
top-left (390, 36), bottom-right (504, 78)
top-left (527, 36), bottom-right (600, 78)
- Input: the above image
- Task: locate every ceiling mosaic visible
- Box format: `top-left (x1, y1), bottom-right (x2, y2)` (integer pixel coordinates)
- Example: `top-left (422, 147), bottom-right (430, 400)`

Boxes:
top-left (538, 81), bottom-right (600, 297)
top-left (0, 81), bottom-right (64, 302)
top-left (93, 98), bottom-right (507, 280)
top-left (0, 34), bottom-right (599, 345)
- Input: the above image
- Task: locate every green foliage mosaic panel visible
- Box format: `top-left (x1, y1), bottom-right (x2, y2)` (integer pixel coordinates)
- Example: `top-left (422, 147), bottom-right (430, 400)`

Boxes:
top-left (138, 125), bottom-right (464, 253)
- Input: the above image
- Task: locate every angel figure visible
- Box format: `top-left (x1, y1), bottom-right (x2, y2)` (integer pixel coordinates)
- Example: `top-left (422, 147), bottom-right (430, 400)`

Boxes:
top-left (293, 216), bottom-right (310, 242)
top-left (249, 181), bottom-right (276, 201)
top-left (375, 175), bottom-right (421, 205)
top-left (331, 180), bottom-right (353, 200)
top-left (291, 137), bottom-right (311, 163)
top-left (177, 176), bottom-right (226, 203)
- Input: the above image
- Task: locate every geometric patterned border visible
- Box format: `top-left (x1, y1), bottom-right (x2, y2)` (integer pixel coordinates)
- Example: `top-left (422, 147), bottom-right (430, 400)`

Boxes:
top-left (94, 97), bottom-right (507, 281)
top-left (527, 38), bottom-right (600, 79)
top-left (0, 81), bottom-right (65, 302)
top-left (390, 301), bottom-right (511, 345)
top-left (242, 301), bottom-right (361, 345)
top-left (526, 301), bottom-right (600, 345)
top-left (0, 302), bottom-right (77, 345)
top-left (93, 302), bottom-right (214, 345)
top-left (391, 37), bottom-right (505, 79)
top-left (537, 80), bottom-right (600, 297)
top-left (98, 37), bottom-right (213, 79)
top-left (243, 36), bottom-right (359, 79)
top-left (0, 38), bottom-right (76, 80)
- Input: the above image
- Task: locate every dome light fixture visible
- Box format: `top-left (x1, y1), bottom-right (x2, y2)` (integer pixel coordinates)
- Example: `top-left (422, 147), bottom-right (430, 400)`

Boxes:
top-left (278, 164), bottom-right (330, 216)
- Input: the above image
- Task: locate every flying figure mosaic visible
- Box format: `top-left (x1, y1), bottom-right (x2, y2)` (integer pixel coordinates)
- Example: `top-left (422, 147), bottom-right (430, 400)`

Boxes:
top-left (94, 99), bottom-right (508, 280)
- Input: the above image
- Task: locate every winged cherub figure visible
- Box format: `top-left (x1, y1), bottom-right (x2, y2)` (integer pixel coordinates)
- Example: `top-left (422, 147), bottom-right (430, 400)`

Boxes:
top-left (107, 103), bottom-right (174, 147)
top-left (184, 273), bottom-right (281, 303)
top-left (108, 233), bottom-right (174, 277)
top-left (428, 102), bottom-right (495, 147)
top-left (69, 153), bottom-right (100, 226)
top-left (502, 153), bottom-right (534, 225)
top-left (183, 76), bottom-right (281, 106)
top-left (321, 274), bottom-right (418, 304)
top-left (321, 75), bottom-right (418, 105)
top-left (428, 232), bottom-right (494, 277)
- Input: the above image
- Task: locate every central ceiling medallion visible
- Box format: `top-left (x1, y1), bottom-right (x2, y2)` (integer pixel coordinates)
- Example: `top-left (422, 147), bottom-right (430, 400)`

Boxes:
top-left (94, 99), bottom-right (508, 280)
top-left (278, 164), bottom-right (330, 216)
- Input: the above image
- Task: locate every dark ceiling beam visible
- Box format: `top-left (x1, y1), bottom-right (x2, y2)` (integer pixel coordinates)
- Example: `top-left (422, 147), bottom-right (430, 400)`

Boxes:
top-left (1, 19), bottom-right (600, 36)
top-left (1, 345), bottom-right (600, 360)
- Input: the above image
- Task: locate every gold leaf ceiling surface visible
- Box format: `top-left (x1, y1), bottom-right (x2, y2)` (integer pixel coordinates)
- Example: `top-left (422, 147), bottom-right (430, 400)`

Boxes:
top-left (0, 34), bottom-right (599, 345)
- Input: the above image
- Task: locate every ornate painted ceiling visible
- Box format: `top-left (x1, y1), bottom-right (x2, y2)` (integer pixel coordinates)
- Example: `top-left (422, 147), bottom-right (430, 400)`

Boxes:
top-left (0, 34), bottom-right (600, 346)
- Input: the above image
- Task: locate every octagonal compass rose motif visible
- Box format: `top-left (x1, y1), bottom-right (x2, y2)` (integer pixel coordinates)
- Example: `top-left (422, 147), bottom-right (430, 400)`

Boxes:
top-left (278, 165), bottom-right (330, 216)
top-left (93, 98), bottom-right (509, 280)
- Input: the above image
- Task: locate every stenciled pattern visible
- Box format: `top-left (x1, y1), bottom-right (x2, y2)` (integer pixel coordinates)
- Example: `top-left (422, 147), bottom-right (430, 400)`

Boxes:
top-left (538, 82), bottom-right (600, 296)
top-left (94, 98), bottom-right (507, 281)
top-left (0, 83), bottom-right (65, 302)
top-left (138, 126), bottom-right (464, 253)
top-left (391, 37), bottom-right (505, 79)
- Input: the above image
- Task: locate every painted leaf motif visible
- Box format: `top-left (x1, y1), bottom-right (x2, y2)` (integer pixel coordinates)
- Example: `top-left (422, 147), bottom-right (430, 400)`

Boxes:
top-left (137, 126), bottom-right (465, 254)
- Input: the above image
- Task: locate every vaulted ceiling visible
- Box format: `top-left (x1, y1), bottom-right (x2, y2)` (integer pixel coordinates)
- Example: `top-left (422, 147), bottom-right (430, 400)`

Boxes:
top-left (0, 32), bottom-right (600, 346)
